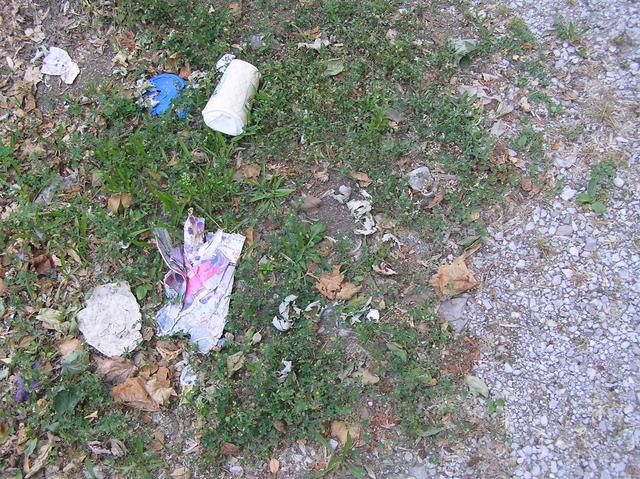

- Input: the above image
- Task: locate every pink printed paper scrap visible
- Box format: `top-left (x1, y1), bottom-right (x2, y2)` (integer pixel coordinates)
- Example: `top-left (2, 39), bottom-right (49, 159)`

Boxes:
top-left (154, 212), bottom-right (244, 352)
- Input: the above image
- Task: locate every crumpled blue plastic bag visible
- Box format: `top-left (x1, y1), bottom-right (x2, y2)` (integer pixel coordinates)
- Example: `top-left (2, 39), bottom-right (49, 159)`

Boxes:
top-left (146, 73), bottom-right (187, 118)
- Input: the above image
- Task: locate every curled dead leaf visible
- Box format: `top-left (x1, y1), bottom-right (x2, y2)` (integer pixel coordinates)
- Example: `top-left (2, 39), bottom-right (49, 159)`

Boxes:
top-left (111, 377), bottom-right (159, 411)
top-left (269, 458), bottom-right (280, 476)
top-left (144, 367), bottom-right (176, 405)
top-left (220, 441), bottom-right (240, 456)
top-left (301, 195), bottom-right (322, 212)
top-left (178, 62), bottom-right (191, 79)
top-left (95, 356), bottom-right (138, 385)
top-left (352, 369), bottom-right (380, 385)
top-left (107, 193), bottom-right (133, 214)
top-left (156, 341), bottom-right (183, 362)
top-left (372, 262), bottom-right (397, 276)
top-left (241, 163), bottom-right (260, 179)
top-left (315, 265), bottom-right (344, 299)
top-left (426, 193), bottom-right (444, 209)
top-left (350, 171), bottom-right (372, 187)
top-left (330, 420), bottom-right (361, 446)
top-left (227, 351), bottom-right (245, 377)
top-left (430, 252), bottom-right (478, 299)
top-left (335, 282), bottom-right (361, 301)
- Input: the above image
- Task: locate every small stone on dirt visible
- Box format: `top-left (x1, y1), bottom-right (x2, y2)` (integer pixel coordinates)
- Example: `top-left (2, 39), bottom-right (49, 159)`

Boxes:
top-left (438, 295), bottom-right (469, 332)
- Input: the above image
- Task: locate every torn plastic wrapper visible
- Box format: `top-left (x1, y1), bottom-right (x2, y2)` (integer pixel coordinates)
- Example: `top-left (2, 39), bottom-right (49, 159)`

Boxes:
top-left (154, 213), bottom-right (245, 353)
top-left (40, 46), bottom-right (80, 85)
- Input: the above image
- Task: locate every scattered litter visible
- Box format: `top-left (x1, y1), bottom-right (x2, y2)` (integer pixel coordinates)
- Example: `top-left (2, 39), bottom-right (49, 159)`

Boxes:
top-left (430, 247), bottom-right (480, 299)
top-left (144, 73), bottom-right (187, 118)
top-left (328, 185), bottom-right (352, 204)
top-left (347, 191), bottom-right (377, 236)
top-left (277, 360), bottom-right (292, 383)
top-left (272, 295), bottom-right (300, 331)
top-left (407, 166), bottom-right (436, 195)
top-left (155, 212), bottom-right (245, 353)
top-left (216, 53), bottom-right (236, 73)
top-left (77, 282), bottom-right (142, 357)
top-left (297, 37), bottom-right (330, 50)
top-left (341, 297), bottom-right (379, 325)
top-left (40, 46), bottom-right (79, 84)
top-left (202, 59), bottom-right (260, 136)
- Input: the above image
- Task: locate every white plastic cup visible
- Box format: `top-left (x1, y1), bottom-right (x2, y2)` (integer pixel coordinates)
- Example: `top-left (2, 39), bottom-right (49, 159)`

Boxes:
top-left (201, 59), bottom-right (260, 136)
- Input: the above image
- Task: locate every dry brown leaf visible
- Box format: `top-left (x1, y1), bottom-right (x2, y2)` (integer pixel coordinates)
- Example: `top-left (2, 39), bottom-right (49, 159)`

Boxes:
top-left (350, 171), bottom-right (372, 187)
top-left (335, 282), bottom-right (361, 301)
top-left (314, 170), bottom-right (329, 183)
top-left (245, 226), bottom-right (254, 248)
top-left (269, 458), bottom-right (280, 476)
top-left (352, 369), bottom-right (380, 385)
top-left (273, 420), bottom-right (287, 433)
top-left (58, 338), bottom-right (83, 359)
top-left (111, 377), bottom-right (159, 411)
top-left (107, 193), bottom-right (133, 214)
top-left (170, 467), bottom-right (192, 479)
top-left (330, 420), bottom-right (361, 445)
top-left (315, 266), bottom-right (344, 299)
top-left (116, 31), bottom-right (138, 51)
top-left (430, 254), bottom-right (478, 299)
top-left (25, 434), bottom-right (54, 478)
top-left (426, 193), bottom-right (444, 209)
top-left (227, 351), bottom-right (245, 377)
top-left (372, 262), bottom-right (397, 276)
top-left (156, 341), bottom-right (183, 362)
top-left (96, 356), bottom-right (138, 385)
top-left (518, 96), bottom-right (532, 113)
top-left (145, 367), bottom-right (176, 405)
top-left (301, 195), bottom-right (322, 212)
top-left (220, 442), bottom-right (240, 456)
top-left (241, 163), bottom-right (260, 179)
top-left (179, 62), bottom-right (191, 79)
top-left (228, 1), bottom-right (242, 16)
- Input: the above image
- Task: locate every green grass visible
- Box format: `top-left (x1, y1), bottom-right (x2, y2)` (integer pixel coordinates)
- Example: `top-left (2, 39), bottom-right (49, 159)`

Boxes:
top-left (0, 0), bottom-right (545, 475)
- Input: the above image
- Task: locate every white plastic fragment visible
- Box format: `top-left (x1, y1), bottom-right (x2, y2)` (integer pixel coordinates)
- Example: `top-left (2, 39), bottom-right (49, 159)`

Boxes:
top-left (328, 185), bottom-right (352, 204)
top-left (202, 59), bottom-right (260, 136)
top-left (272, 295), bottom-right (300, 331)
top-left (347, 192), bottom-right (377, 236)
top-left (341, 297), bottom-right (378, 325)
top-left (154, 212), bottom-right (245, 353)
top-left (77, 282), bottom-right (142, 357)
top-left (277, 360), bottom-right (292, 384)
top-left (40, 46), bottom-right (80, 85)
top-left (297, 37), bottom-right (329, 49)
top-left (381, 233), bottom-right (402, 246)
top-left (215, 53), bottom-right (236, 73)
